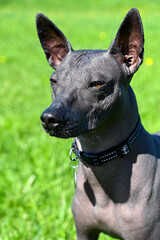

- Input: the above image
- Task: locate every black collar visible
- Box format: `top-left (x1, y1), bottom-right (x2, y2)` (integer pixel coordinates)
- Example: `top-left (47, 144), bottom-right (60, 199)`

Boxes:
top-left (72, 118), bottom-right (142, 166)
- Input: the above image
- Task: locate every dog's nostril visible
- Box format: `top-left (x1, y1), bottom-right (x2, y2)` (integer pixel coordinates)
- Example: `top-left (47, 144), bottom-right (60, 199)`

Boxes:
top-left (48, 116), bottom-right (57, 124)
top-left (41, 113), bottom-right (56, 124)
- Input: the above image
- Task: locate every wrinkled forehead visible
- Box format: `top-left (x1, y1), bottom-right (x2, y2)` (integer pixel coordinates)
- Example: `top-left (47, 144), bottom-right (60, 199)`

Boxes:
top-left (54, 50), bottom-right (107, 71)
top-left (51, 49), bottom-right (120, 82)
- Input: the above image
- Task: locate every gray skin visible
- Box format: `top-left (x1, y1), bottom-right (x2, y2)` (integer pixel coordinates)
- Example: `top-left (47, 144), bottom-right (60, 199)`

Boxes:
top-left (36, 8), bottom-right (160, 240)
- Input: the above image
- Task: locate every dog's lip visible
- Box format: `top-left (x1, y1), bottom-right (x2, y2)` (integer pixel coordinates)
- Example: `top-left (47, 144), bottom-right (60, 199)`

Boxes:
top-left (46, 129), bottom-right (73, 138)
top-left (41, 121), bottom-right (86, 138)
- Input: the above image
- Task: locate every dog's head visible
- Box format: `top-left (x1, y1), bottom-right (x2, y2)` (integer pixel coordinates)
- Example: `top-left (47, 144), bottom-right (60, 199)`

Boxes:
top-left (36, 8), bottom-right (144, 138)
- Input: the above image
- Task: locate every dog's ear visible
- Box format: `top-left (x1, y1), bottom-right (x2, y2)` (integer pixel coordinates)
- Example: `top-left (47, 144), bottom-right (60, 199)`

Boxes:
top-left (109, 8), bottom-right (144, 76)
top-left (36, 13), bottom-right (72, 69)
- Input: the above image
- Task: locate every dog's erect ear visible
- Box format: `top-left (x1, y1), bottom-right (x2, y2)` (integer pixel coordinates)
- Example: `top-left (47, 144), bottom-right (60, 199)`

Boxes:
top-left (109, 8), bottom-right (144, 76)
top-left (36, 13), bottom-right (72, 69)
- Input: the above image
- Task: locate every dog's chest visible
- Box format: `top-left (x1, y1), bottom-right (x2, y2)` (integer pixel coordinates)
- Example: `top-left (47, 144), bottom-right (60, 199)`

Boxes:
top-left (73, 189), bottom-right (160, 240)
top-left (72, 188), bottom-right (121, 237)
top-left (72, 160), bottom-right (160, 239)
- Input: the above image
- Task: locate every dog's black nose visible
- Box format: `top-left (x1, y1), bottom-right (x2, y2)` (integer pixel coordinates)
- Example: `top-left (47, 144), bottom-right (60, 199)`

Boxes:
top-left (41, 108), bottom-right (64, 129)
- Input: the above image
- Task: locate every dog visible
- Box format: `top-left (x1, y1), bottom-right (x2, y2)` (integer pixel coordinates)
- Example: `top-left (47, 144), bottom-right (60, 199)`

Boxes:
top-left (36, 8), bottom-right (160, 240)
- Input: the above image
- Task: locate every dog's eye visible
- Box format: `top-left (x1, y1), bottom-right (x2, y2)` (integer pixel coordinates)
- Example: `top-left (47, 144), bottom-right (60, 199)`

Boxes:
top-left (50, 79), bottom-right (57, 85)
top-left (90, 81), bottom-right (105, 88)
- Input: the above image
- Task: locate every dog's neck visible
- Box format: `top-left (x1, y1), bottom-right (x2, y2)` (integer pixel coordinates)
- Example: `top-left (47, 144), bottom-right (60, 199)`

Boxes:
top-left (76, 87), bottom-right (139, 154)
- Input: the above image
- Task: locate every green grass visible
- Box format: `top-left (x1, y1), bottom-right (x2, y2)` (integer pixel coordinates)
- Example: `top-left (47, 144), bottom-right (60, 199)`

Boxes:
top-left (0, 0), bottom-right (160, 239)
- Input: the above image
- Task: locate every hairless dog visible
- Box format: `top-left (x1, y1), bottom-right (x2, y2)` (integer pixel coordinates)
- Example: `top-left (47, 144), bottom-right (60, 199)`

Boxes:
top-left (36, 8), bottom-right (160, 240)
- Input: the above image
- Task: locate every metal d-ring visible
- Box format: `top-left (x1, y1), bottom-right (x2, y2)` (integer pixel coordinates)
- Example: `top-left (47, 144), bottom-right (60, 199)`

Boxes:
top-left (69, 148), bottom-right (79, 187)
top-left (69, 148), bottom-right (79, 169)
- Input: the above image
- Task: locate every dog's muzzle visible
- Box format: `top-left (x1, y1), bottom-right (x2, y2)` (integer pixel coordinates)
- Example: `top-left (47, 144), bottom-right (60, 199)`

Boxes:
top-left (40, 106), bottom-right (84, 138)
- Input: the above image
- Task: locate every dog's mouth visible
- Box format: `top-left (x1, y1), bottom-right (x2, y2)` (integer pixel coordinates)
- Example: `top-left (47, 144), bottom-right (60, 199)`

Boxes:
top-left (41, 121), bottom-right (83, 139)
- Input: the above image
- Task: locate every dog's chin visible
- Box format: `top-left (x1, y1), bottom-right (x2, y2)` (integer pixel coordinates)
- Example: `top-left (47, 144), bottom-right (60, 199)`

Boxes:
top-left (47, 130), bottom-right (74, 139)
top-left (43, 126), bottom-right (88, 139)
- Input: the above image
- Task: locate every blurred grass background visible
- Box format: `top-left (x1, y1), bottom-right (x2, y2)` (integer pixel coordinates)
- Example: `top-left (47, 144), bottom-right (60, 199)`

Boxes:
top-left (0, 0), bottom-right (160, 239)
